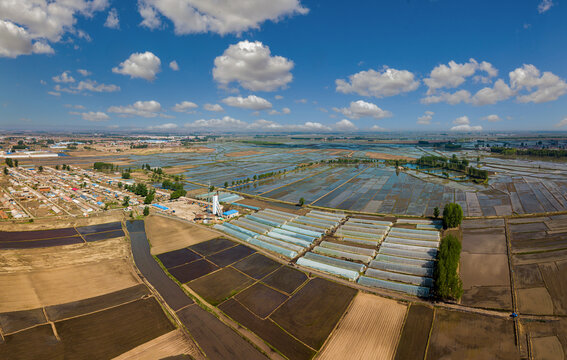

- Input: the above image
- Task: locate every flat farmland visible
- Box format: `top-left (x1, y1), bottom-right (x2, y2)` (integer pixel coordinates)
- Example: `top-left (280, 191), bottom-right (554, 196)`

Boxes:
top-left (394, 304), bottom-right (434, 360)
top-left (114, 330), bottom-right (203, 360)
top-left (270, 277), bottom-right (358, 350)
top-left (318, 293), bottom-right (407, 360)
top-left (427, 309), bottom-right (519, 359)
top-left (145, 215), bottom-right (219, 255)
top-left (234, 282), bottom-right (289, 318)
top-left (460, 220), bottom-right (512, 310)
top-left (261, 265), bottom-right (309, 294)
top-left (189, 266), bottom-right (255, 305)
top-left (510, 217), bottom-right (567, 315)
top-left (522, 317), bottom-right (567, 360)
top-left (55, 297), bottom-right (174, 359)
top-left (0, 259), bottom-right (139, 312)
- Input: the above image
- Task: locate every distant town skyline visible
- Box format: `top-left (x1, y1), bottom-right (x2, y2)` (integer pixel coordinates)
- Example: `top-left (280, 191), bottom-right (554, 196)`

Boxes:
top-left (1, 0), bottom-right (566, 132)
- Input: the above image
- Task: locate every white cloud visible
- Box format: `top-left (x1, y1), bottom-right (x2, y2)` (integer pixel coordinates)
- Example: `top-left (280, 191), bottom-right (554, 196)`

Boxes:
top-left (450, 124), bottom-right (483, 131)
top-left (248, 119), bottom-right (282, 129)
top-left (222, 95), bottom-right (272, 110)
top-left (555, 117), bottom-right (567, 127)
top-left (47, 91), bottom-right (61, 96)
top-left (185, 116), bottom-right (247, 128)
top-left (104, 8), bottom-right (120, 29)
top-left (268, 109), bottom-right (279, 115)
top-left (204, 103), bottom-right (224, 112)
top-left (453, 116), bottom-right (470, 125)
top-left (370, 125), bottom-right (386, 131)
top-left (336, 67), bottom-right (419, 98)
top-left (77, 69), bottom-right (91, 76)
top-left (52, 71), bottom-right (75, 83)
top-left (172, 101), bottom-right (198, 112)
top-left (471, 79), bottom-right (514, 105)
top-left (282, 107), bottom-right (291, 114)
top-left (108, 100), bottom-right (162, 118)
top-left (64, 104), bottom-right (86, 109)
top-left (213, 41), bottom-right (293, 91)
top-left (421, 90), bottom-right (472, 105)
top-left (424, 59), bottom-right (479, 94)
top-left (510, 64), bottom-right (567, 103)
top-left (274, 95), bottom-right (284, 100)
top-left (538, 0), bottom-right (553, 13)
top-left (0, 1), bottom-right (108, 58)
top-left (148, 123), bottom-right (178, 131)
top-left (80, 111), bottom-right (110, 122)
top-left (333, 100), bottom-right (392, 120)
top-left (112, 51), bottom-right (161, 81)
top-left (482, 114), bottom-right (501, 122)
top-left (55, 79), bottom-right (120, 94)
top-left (295, 98), bottom-right (307, 103)
top-left (169, 60), bottom-right (179, 71)
top-left (300, 122), bottom-right (331, 131)
top-left (137, 0), bottom-right (308, 35)
top-left (335, 119), bottom-right (357, 131)
top-left (417, 111), bottom-right (434, 125)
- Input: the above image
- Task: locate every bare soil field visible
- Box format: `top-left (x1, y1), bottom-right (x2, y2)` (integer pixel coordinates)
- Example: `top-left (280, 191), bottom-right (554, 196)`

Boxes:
top-left (518, 287), bottom-right (554, 314)
top-left (232, 252), bottom-right (281, 280)
top-left (114, 329), bottom-right (204, 360)
top-left (460, 253), bottom-right (510, 289)
top-left (145, 215), bottom-right (219, 255)
top-left (176, 304), bottom-right (267, 360)
top-left (0, 323), bottom-right (63, 360)
top-left (461, 285), bottom-right (512, 310)
top-left (55, 297), bottom-right (174, 359)
top-left (0, 236), bottom-right (129, 273)
top-left (270, 277), bottom-right (358, 350)
top-left (427, 309), bottom-right (519, 359)
top-left (0, 259), bottom-right (139, 312)
top-left (0, 307), bottom-right (47, 334)
top-left (189, 237), bottom-right (237, 256)
top-left (462, 228), bottom-right (507, 254)
top-left (261, 266), bottom-right (309, 294)
top-left (225, 150), bottom-right (264, 157)
top-left (0, 210), bottom-right (123, 231)
top-left (538, 261), bottom-right (567, 314)
top-left (531, 336), bottom-right (564, 360)
top-left (235, 283), bottom-right (289, 318)
top-left (157, 248), bottom-right (202, 268)
top-left (395, 304), bottom-right (434, 360)
top-left (206, 244), bottom-right (256, 267)
top-left (461, 219), bottom-right (505, 229)
top-left (219, 298), bottom-right (315, 360)
top-left (365, 152), bottom-right (416, 161)
top-left (168, 259), bottom-right (219, 283)
top-left (514, 263), bottom-right (545, 288)
top-left (318, 293), bottom-right (407, 360)
top-left (189, 267), bottom-right (255, 306)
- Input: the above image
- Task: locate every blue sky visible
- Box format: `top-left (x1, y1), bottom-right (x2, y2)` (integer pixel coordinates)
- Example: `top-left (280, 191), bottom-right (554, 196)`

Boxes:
top-left (1, 0), bottom-right (566, 132)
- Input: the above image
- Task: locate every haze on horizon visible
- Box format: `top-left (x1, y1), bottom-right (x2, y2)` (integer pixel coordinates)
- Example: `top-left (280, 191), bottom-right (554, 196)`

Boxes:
top-left (0, 0), bottom-right (566, 133)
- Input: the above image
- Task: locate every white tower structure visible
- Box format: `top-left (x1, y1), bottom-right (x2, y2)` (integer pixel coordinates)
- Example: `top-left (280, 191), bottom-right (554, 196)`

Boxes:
top-left (212, 194), bottom-right (220, 216)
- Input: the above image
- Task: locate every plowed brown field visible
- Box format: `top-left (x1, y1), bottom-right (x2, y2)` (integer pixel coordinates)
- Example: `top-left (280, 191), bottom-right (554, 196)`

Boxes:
top-left (318, 293), bottom-right (407, 360)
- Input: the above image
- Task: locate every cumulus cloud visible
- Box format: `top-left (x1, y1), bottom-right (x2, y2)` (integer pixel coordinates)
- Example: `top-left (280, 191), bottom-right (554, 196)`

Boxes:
top-left (248, 119), bottom-right (283, 129)
top-left (451, 124), bottom-right (483, 131)
top-left (104, 8), bottom-right (120, 29)
top-left (274, 95), bottom-right (284, 100)
top-left (213, 41), bottom-right (293, 91)
top-left (172, 101), bottom-right (198, 112)
top-left (52, 71), bottom-right (75, 83)
top-left (450, 116), bottom-right (482, 131)
top-left (204, 103), bottom-right (224, 112)
top-left (471, 79), bottom-right (514, 105)
top-left (137, 0), bottom-right (308, 35)
top-left (185, 116), bottom-right (247, 129)
top-left (417, 111), bottom-right (434, 125)
top-left (108, 100), bottom-right (162, 118)
top-left (55, 79), bottom-right (120, 94)
top-left (169, 60), bottom-right (179, 71)
top-left (336, 67), bottom-right (419, 98)
top-left (80, 111), bottom-right (110, 122)
top-left (421, 90), bottom-right (472, 105)
top-left (282, 107), bottom-right (291, 114)
top-left (335, 119), bottom-right (357, 131)
top-left (222, 95), bottom-right (272, 110)
top-left (47, 91), bottom-right (61, 96)
top-left (538, 0), bottom-right (553, 13)
top-left (424, 59), bottom-right (497, 95)
top-left (77, 69), bottom-right (91, 76)
top-left (333, 100), bottom-right (391, 120)
top-left (482, 114), bottom-right (501, 122)
top-left (0, 1), bottom-right (108, 58)
top-left (112, 51), bottom-right (161, 81)
top-left (370, 125), bottom-right (386, 131)
top-left (148, 123), bottom-right (178, 131)
top-left (555, 117), bottom-right (567, 128)
top-left (510, 64), bottom-right (567, 103)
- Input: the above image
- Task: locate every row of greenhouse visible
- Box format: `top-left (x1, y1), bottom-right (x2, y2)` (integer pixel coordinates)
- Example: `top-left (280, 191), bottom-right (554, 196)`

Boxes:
top-left (213, 208), bottom-right (343, 259)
